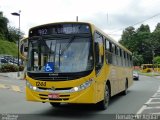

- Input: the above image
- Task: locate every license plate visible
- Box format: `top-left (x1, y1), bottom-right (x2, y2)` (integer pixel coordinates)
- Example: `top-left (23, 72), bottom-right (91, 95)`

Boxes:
top-left (48, 93), bottom-right (59, 98)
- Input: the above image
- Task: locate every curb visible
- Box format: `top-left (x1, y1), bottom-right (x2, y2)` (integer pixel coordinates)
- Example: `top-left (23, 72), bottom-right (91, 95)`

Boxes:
top-left (154, 76), bottom-right (160, 80)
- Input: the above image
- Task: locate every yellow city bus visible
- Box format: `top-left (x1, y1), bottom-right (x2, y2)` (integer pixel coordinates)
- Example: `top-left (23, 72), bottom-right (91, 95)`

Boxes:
top-left (141, 64), bottom-right (160, 73)
top-left (20, 22), bottom-right (133, 110)
top-left (141, 64), bottom-right (153, 73)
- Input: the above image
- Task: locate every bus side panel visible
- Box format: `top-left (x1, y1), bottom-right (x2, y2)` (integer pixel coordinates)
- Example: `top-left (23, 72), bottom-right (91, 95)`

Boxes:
top-left (107, 65), bottom-right (133, 97)
top-left (108, 65), bottom-right (119, 96)
top-left (119, 67), bottom-right (133, 92)
top-left (94, 63), bottom-right (111, 103)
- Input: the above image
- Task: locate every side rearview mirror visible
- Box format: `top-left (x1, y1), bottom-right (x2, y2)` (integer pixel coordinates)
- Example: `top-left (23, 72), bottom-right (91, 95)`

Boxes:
top-left (95, 42), bottom-right (103, 70)
top-left (19, 37), bottom-right (28, 61)
top-left (95, 42), bottom-right (100, 65)
top-left (24, 47), bottom-right (28, 52)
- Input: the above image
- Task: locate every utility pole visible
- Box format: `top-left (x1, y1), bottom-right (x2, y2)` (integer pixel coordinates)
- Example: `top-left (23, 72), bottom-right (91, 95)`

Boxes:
top-left (76, 16), bottom-right (78, 22)
top-left (152, 49), bottom-right (155, 76)
top-left (11, 10), bottom-right (21, 77)
top-left (107, 13), bottom-right (109, 24)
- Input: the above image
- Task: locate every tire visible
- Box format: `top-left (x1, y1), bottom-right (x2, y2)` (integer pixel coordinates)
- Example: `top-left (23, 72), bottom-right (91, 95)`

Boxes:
top-left (122, 80), bottom-right (128, 95)
top-left (50, 102), bottom-right (61, 107)
top-left (97, 84), bottom-right (110, 110)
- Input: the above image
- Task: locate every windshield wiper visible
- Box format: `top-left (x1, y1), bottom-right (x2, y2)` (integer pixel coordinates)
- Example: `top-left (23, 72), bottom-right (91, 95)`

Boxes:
top-left (58, 43), bottom-right (61, 68)
top-left (60, 36), bottom-right (75, 56)
top-left (49, 41), bottom-right (53, 60)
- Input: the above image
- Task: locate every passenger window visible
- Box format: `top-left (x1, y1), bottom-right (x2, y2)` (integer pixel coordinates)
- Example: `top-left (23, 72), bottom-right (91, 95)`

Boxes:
top-left (112, 44), bottom-right (115, 54)
top-left (115, 46), bottom-right (118, 55)
top-left (105, 40), bottom-right (110, 51)
top-left (109, 42), bottom-right (112, 52)
top-left (120, 49), bottom-right (122, 57)
top-left (124, 51), bottom-right (126, 58)
top-left (94, 32), bottom-right (104, 73)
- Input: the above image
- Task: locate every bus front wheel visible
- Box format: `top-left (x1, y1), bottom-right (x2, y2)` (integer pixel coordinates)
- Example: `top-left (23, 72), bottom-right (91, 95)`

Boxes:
top-left (97, 84), bottom-right (110, 110)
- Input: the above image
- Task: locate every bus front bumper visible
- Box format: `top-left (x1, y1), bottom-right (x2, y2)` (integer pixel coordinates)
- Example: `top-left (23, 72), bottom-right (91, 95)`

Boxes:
top-left (26, 82), bottom-right (96, 104)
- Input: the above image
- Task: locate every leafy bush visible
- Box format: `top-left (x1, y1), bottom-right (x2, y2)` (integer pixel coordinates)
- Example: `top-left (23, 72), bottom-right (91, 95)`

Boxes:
top-left (19, 65), bottom-right (24, 71)
top-left (0, 64), bottom-right (18, 72)
top-left (0, 64), bottom-right (25, 72)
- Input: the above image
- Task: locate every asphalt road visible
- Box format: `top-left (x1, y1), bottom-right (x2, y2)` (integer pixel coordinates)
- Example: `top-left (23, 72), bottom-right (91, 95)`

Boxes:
top-left (0, 75), bottom-right (160, 120)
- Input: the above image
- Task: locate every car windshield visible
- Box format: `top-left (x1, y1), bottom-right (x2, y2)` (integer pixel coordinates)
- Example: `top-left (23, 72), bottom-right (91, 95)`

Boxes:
top-left (27, 36), bottom-right (93, 73)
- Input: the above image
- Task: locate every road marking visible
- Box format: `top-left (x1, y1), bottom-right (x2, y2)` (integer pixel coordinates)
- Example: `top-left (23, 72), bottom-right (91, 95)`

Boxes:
top-left (152, 93), bottom-right (160, 98)
top-left (0, 82), bottom-right (24, 93)
top-left (0, 83), bottom-right (8, 89)
top-left (11, 85), bottom-right (22, 92)
top-left (137, 105), bottom-right (160, 114)
top-left (137, 105), bottom-right (147, 114)
top-left (137, 86), bottom-right (160, 114)
top-left (145, 98), bottom-right (160, 104)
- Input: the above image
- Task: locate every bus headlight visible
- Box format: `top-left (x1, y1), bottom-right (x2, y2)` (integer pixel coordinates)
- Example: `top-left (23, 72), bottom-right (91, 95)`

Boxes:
top-left (33, 86), bottom-right (37, 91)
top-left (26, 81), bottom-right (39, 91)
top-left (26, 81), bottom-right (33, 89)
top-left (71, 79), bottom-right (93, 92)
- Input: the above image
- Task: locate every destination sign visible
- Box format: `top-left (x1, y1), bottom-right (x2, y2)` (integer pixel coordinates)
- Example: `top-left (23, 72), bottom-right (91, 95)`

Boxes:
top-left (29, 23), bottom-right (91, 37)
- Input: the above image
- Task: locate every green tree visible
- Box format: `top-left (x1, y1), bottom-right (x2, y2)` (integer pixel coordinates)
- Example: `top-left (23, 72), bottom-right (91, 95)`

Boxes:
top-left (148, 23), bottom-right (160, 60)
top-left (0, 11), bottom-right (24, 42)
top-left (119, 26), bottom-right (136, 52)
top-left (0, 12), bottom-right (9, 39)
top-left (136, 25), bottom-right (151, 63)
top-left (8, 26), bottom-right (24, 43)
top-left (154, 23), bottom-right (160, 32)
top-left (132, 52), bottom-right (144, 66)
top-left (137, 24), bottom-right (150, 33)
top-left (119, 24), bottom-right (152, 64)
top-left (153, 56), bottom-right (160, 64)
top-left (119, 23), bottom-right (160, 65)
top-left (0, 11), bottom-right (25, 56)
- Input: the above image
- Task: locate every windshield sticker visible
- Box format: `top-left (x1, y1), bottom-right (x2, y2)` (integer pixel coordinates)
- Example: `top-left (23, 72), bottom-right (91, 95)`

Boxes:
top-left (45, 62), bottom-right (54, 72)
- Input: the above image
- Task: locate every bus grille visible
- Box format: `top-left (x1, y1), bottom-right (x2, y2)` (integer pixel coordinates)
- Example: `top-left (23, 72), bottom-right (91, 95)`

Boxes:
top-left (37, 87), bottom-right (72, 90)
top-left (32, 76), bottom-right (79, 81)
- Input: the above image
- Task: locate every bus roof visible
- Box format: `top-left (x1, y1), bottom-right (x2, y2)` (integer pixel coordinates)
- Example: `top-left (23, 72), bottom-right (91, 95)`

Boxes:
top-left (29, 22), bottom-right (90, 31)
top-left (29, 21), bottom-right (132, 55)
top-left (141, 64), bottom-right (153, 66)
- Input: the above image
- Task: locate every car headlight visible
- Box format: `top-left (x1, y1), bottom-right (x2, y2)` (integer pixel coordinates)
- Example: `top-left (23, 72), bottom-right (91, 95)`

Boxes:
top-left (70, 79), bottom-right (93, 92)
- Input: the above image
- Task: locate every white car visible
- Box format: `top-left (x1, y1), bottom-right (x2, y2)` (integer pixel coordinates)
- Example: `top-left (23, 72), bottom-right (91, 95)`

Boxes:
top-left (133, 71), bottom-right (139, 80)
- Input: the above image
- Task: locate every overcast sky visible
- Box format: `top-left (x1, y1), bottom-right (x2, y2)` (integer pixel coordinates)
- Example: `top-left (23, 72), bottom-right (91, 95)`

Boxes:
top-left (1, 0), bottom-right (160, 41)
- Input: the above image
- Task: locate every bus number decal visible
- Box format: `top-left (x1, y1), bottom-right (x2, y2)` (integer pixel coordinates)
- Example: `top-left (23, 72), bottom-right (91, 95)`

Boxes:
top-left (38, 29), bottom-right (47, 35)
top-left (36, 82), bottom-right (46, 87)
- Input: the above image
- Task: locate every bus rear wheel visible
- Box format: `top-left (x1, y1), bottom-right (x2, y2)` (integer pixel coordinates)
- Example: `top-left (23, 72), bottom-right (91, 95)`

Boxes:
top-left (97, 84), bottom-right (110, 110)
top-left (50, 102), bottom-right (61, 107)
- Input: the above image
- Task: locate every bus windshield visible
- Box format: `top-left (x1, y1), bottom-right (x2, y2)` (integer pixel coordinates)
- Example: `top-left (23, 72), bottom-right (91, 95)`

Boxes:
top-left (27, 36), bottom-right (93, 73)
